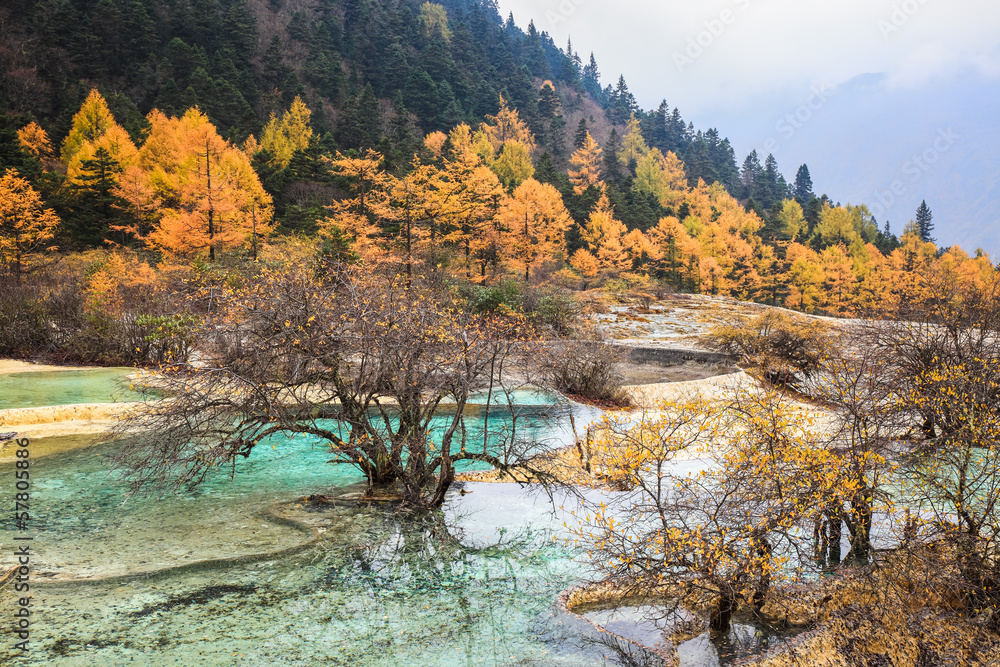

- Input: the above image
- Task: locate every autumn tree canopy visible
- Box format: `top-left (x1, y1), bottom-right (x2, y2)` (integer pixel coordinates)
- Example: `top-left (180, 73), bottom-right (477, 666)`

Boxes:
top-left (0, 169), bottom-right (60, 282)
top-left (497, 178), bottom-right (572, 282)
top-left (139, 108), bottom-right (273, 260)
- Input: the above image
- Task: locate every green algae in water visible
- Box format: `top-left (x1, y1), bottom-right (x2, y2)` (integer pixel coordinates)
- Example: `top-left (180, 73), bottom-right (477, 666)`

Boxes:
top-left (0, 368), bottom-right (146, 409)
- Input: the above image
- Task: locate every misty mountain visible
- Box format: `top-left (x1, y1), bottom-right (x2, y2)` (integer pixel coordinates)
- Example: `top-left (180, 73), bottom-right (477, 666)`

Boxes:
top-left (704, 71), bottom-right (1000, 256)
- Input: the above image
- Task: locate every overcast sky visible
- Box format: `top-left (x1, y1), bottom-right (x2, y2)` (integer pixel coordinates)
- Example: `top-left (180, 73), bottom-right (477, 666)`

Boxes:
top-left (497, 0), bottom-right (1000, 117)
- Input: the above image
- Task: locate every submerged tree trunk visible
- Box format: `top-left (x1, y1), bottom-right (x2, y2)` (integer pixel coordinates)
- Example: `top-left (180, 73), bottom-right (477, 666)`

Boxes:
top-left (710, 593), bottom-right (737, 633)
top-left (751, 539), bottom-right (773, 612)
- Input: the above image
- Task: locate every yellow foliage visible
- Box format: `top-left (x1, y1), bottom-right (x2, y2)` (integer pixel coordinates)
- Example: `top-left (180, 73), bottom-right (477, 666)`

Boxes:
top-left (481, 95), bottom-right (536, 153)
top-left (581, 192), bottom-right (630, 277)
top-left (259, 96), bottom-right (313, 168)
top-left (497, 178), bottom-right (571, 281)
top-left (567, 131), bottom-right (603, 195)
top-left (633, 148), bottom-right (687, 208)
top-left (490, 141), bottom-right (534, 189)
top-left (423, 131), bottom-right (447, 158)
top-left (618, 114), bottom-right (648, 167)
top-left (61, 89), bottom-right (139, 183)
top-left (82, 250), bottom-right (160, 318)
top-left (418, 2), bottom-right (452, 42)
top-left (16, 122), bottom-right (55, 167)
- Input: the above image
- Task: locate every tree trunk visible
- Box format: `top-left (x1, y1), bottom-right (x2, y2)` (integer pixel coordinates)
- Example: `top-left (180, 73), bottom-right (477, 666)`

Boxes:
top-left (751, 539), bottom-right (773, 612)
top-left (814, 515), bottom-right (828, 565)
top-left (205, 139), bottom-right (215, 261)
top-left (827, 511), bottom-right (843, 569)
top-left (845, 494), bottom-right (873, 564)
top-left (710, 593), bottom-right (737, 633)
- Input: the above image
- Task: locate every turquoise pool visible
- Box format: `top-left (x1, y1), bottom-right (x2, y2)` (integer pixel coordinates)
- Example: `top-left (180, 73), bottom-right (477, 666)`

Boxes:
top-left (0, 397), bottom-right (790, 665)
top-left (0, 368), bottom-right (145, 410)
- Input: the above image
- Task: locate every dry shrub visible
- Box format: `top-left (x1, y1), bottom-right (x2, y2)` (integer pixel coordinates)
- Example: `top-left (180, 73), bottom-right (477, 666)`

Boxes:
top-left (702, 309), bottom-right (832, 386)
top-left (0, 283), bottom-right (51, 355)
top-left (546, 333), bottom-right (631, 406)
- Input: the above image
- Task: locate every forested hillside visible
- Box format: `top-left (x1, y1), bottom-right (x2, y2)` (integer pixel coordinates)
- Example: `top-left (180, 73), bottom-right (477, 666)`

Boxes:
top-left (0, 0), bottom-right (767, 223)
top-left (0, 0), bottom-right (994, 364)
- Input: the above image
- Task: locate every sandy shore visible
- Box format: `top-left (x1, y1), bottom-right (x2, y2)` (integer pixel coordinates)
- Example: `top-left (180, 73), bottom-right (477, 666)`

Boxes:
top-left (0, 403), bottom-right (134, 459)
top-left (622, 370), bottom-right (752, 407)
top-left (0, 359), bottom-right (103, 374)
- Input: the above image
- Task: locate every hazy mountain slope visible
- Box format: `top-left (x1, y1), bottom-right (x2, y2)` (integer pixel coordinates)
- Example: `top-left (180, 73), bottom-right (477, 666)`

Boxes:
top-left (705, 72), bottom-right (1000, 255)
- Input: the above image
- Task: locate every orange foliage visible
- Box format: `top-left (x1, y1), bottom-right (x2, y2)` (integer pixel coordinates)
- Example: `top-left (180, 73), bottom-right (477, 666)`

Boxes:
top-left (567, 131), bottom-right (603, 195)
top-left (138, 108), bottom-right (272, 260)
top-left (0, 169), bottom-right (59, 282)
top-left (83, 250), bottom-right (160, 319)
top-left (497, 178), bottom-right (572, 282)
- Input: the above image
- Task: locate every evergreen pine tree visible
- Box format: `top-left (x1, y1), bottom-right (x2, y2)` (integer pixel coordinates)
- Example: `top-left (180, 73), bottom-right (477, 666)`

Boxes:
top-left (403, 67), bottom-right (439, 131)
top-left (69, 146), bottom-right (124, 246)
top-left (534, 152), bottom-right (560, 186)
top-left (538, 82), bottom-right (560, 119)
top-left (603, 128), bottom-right (623, 182)
top-left (915, 200), bottom-right (934, 243)
top-left (574, 118), bottom-right (589, 149)
top-left (581, 53), bottom-right (601, 99)
top-left (793, 164), bottom-right (814, 204)
top-left (740, 150), bottom-right (762, 200)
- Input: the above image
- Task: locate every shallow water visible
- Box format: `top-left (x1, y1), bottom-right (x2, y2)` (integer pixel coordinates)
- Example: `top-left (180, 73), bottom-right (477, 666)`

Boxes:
top-left (10, 483), bottom-right (614, 666)
top-left (0, 369), bottom-right (143, 409)
top-left (1, 403), bottom-right (655, 666)
top-left (1, 393), bottom-right (782, 666)
top-left (583, 605), bottom-right (802, 666)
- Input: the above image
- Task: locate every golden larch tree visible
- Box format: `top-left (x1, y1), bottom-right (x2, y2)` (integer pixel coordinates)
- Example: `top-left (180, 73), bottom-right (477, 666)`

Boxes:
top-left (774, 199), bottom-right (807, 241)
top-left (814, 204), bottom-right (860, 248)
top-left (419, 2), bottom-right (452, 42)
top-left (439, 125), bottom-right (505, 281)
top-left (111, 165), bottom-right (162, 244)
top-left (490, 141), bottom-right (534, 189)
top-left (567, 131), bottom-right (603, 195)
top-left (648, 215), bottom-right (699, 287)
top-left (322, 149), bottom-right (396, 262)
top-left (497, 178), bottom-right (571, 282)
top-left (581, 191), bottom-right (630, 276)
top-left (819, 244), bottom-right (856, 315)
top-left (622, 228), bottom-right (660, 273)
top-left (785, 242), bottom-right (824, 311)
top-left (61, 89), bottom-right (139, 183)
top-left (569, 248), bottom-right (600, 287)
top-left (259, 96), bottom-right (313, 168)
top-left (618, 114), bottom-right (648, 168)
top-left (140, 108), bottom-right (272, 261)
top-left (16, 122), bottom-right (58, 170)
top-left (634, 147), bottom-right (687, 208)
top-left (480, 95), bottom-right (536, 153)
top-left (0, 169), bottom-right (60, 282)
top-left (423, 131), bottom-right (448, 158)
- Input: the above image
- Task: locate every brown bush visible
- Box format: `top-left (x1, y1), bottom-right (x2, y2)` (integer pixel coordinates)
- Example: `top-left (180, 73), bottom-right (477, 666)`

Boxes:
top-left (545, 335), bottom-right (631, 406)
top-left (702, 309), bottom-right (832, 387)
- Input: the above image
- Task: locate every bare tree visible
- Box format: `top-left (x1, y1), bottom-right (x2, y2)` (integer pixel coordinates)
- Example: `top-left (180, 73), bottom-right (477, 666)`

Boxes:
top-left (854, 274), bottom-right (1000, 627)
top-left (109, 261), bottom-right (560, 509)
top-left (812, 342), bottom-right (901, 566)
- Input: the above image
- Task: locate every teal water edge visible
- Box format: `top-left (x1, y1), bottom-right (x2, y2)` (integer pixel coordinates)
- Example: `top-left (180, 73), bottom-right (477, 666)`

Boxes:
top-left (0, 406), bottom-right (636, 666)
top-left (0, 369), bottom-right (143, 409)
top-left (0, 393), bottom-right (790, 666)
